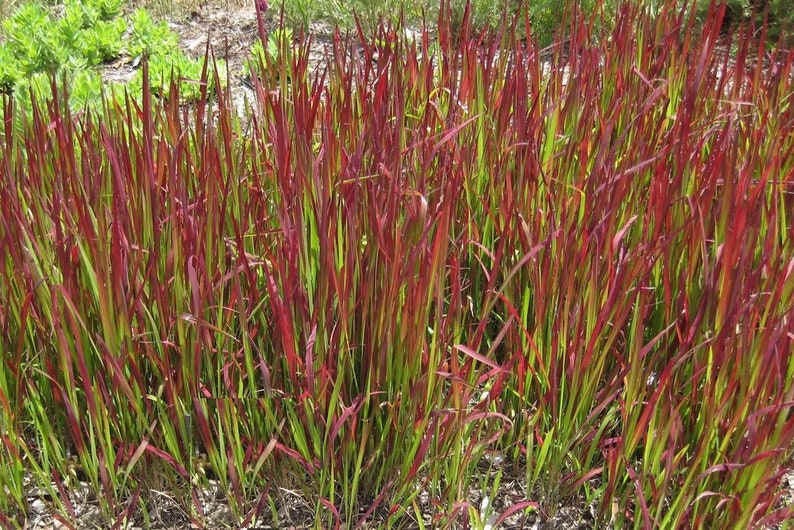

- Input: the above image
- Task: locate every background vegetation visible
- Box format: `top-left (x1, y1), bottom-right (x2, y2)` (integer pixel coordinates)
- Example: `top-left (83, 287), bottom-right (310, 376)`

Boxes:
top-left (0, 0), bottom-right (790, 115)
top-left (267, 0), bottom-right (789, 45)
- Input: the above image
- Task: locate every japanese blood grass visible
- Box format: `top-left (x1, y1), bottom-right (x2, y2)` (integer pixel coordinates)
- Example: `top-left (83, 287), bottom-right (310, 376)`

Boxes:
top-left (478, 1), bottom-right (794, 527)
top-left (0, 18), bottom-right (514, 530)
top-left (1, 0), bottom-right (793, 528)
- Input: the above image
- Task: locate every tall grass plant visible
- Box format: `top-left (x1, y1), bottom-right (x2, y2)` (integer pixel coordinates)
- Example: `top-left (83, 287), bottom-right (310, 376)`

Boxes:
top-left (1, 0), bottom-right (793, 528)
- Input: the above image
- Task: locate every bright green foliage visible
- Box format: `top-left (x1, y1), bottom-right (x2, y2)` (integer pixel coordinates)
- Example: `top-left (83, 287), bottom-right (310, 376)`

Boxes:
top-left (58, 0), bottom-right (100, 49)
top-left (267, 27), bottom-right (293, 62)
top-left (244, 27), bottom-right (294, 80)
top-left (10, 66), bottom-right (103, 112)
top-left (123, 7), bottom-right (227, 100)
top-left (2, 0), bottom-right (126, 79)
top-left (78, 18), bottom-right (127, 66)
top-left (53, 0), bottom-right (127, 66)
top-left (66, 68), bottom-right (105, 107)
top-left (0, 45), bottom-right (21, 91)
top-left (90, 0), bottom-right (124, 20)
top-left (3, 3), bottom-right (69, 75)
top-left (127, 7), bottom-right (179, 58)
top-left (0, 0), bottom-right (225, 121)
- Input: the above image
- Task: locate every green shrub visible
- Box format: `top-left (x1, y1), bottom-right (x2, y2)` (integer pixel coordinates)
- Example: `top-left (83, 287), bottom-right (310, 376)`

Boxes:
top-left (3, 3), bottom-right (69, 75)
top-left (0, 0), bottom-right (226, 122)
top-left (79, 18), bottom-right (127, 66)
top-left (127, 7), bottom-right (180, 58)
top-left (90, 0), bottom-right (124, 20)
top-left (0, 45), bottom-right (21, 92)
top-left (764, 0), bottom-right (793, 44)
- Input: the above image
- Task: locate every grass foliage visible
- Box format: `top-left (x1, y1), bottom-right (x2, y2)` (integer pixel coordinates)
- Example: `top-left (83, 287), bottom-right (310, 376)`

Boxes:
top-left (1, 0), bottom-right (793, 528)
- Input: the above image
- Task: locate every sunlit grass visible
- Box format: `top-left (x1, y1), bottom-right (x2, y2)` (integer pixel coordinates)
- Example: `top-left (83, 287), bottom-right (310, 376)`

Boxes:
top-left (1, 0), bottom-right (793, 528)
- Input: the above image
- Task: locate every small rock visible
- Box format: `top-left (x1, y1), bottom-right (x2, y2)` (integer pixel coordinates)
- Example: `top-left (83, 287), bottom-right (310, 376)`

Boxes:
top-left (29, 498), bottom-right (48, 515)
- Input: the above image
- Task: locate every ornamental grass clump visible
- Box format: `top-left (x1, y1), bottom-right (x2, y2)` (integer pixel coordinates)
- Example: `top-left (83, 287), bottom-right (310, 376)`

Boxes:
top-left (1, 0), bottom-right (793, 528)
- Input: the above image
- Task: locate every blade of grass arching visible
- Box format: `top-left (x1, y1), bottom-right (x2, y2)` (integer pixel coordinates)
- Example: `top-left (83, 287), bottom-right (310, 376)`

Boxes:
top-left (0, 138), bottom-right (27, 522)
top-left (0, 391), bottom-right (25, 523)
top-left (3, 161), bottom-right (73, 516)
top-left (49, 286), bottom-right (120, 514)
top-left (14, 397), bottom-right (70, 524)
top-left (215, 398), bottom-right (245, 514)
top-left (115, 75), bottom-right (200, 508)
top-left (629, 8), bottom-right (794, 525)
top-left (141, 61), bottom-right (156, 233)
top-left (47, 80), bottom-right (137, 508)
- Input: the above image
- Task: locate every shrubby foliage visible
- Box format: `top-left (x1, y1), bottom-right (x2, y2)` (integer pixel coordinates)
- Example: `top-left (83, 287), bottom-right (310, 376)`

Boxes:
top-left (0, 0), bottom-right (225, 117)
